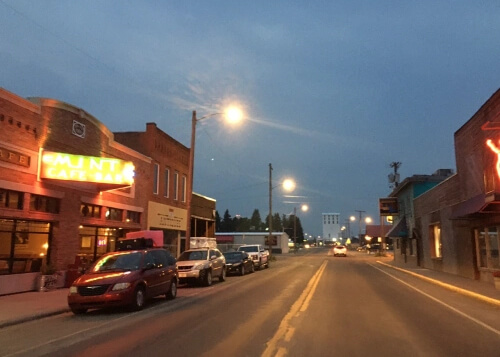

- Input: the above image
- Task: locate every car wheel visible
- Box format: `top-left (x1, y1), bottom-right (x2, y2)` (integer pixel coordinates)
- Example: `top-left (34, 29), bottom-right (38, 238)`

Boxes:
top-left (219, 267), bottom-right (226, 282)
top-left (70, 307), bottom-right (87, 315)
top-left (240, 265), bottom-right (245, 276)
top-left (265, 260), bottom-right (269, 269)
top-left (132, 286), bottom-right (145, 310)
top-left (257, 259), bottom-right (262, 270)
top-left (250, 262), bottom-right (255, 273)
top-left (166, 279), bottom-right (177, 300)
top-left (204, 269), bottom-right (212, 286)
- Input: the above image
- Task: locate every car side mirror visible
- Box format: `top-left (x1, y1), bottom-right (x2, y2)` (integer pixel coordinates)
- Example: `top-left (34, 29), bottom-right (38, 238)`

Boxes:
top-left (144, 262), bottom-right (155, 270)
top-left (210, 255), bottom-right (217, 260)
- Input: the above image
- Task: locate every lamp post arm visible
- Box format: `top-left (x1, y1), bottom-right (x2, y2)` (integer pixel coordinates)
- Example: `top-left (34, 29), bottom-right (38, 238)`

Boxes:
top-left (268, 163), bottom-right (273, 257)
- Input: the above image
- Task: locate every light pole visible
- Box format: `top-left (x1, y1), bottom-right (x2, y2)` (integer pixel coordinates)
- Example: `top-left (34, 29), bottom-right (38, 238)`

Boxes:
top-left (185, 108), bottom-right (242, 252)
top-left (293, 204), bottom-right (308, 250)
top-left (267, 164), bottom-right (295, 257)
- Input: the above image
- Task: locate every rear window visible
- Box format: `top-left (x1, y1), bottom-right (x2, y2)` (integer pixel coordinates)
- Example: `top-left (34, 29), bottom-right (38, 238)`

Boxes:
top-left (239, 246), bottom-right (258, 252)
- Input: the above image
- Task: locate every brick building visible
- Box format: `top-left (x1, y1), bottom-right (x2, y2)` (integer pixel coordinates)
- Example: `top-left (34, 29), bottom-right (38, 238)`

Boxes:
top-left (414, 89), bottom-right (500, 284)
top-left (0, 88), bottom-right (216, 295)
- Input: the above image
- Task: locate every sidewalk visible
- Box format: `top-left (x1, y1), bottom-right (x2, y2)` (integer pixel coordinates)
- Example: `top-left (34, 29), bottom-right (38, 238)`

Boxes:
top-left (0, 255), bottom-right (498, 329)
top-left (0, 288), bottom-right (70, 328)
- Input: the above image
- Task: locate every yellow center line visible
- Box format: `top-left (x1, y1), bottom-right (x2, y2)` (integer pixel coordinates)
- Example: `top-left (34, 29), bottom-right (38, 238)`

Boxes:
top-left (262, 260), bottom-right (328, 357)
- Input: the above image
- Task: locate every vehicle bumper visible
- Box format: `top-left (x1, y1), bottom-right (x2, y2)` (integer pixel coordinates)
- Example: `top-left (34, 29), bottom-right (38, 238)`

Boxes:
top-left (67, 289), bottom-right (135, 309)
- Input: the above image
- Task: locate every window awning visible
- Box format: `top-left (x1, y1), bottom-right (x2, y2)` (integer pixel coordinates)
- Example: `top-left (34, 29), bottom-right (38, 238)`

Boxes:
top-left (450, 192), bottom-right (500, 219)
top-left (386, 217), bottom-right (408, 238)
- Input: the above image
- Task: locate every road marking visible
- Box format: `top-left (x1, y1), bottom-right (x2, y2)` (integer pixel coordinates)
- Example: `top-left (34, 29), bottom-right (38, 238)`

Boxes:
top-left (262, 259), bottom-right (328, 357)
top-left (370, 264), bottom-right (500, 337)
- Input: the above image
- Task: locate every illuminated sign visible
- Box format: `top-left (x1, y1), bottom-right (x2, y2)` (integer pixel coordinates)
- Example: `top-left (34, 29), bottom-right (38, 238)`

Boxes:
top-left (40, 151), bottom-right (135, 186)
top-left (486, 139), bottom-right (500, 180)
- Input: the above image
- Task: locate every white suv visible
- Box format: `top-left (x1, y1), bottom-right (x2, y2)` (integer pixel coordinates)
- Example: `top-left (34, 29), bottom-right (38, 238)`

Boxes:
top-left (237, 244), bottom-right (269, 270)
top-left (176, 248), bottom-right (226, 286)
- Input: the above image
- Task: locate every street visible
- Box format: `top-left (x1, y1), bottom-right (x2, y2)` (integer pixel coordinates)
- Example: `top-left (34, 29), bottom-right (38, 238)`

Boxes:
top-left (0, 248), bottom-right (499, 357)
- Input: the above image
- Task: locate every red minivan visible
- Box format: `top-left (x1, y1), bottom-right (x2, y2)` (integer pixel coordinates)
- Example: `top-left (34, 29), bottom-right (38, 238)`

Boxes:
top-left (67, 248), bottom-right (177, 314)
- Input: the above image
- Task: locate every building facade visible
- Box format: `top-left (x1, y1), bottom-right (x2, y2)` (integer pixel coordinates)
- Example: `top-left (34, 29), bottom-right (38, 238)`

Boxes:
top-left (322, 213), bottom-right (340, 243)
top-left (387, 170), bottom-right (454, 267)
top-left (414, 89), bottom-right (500, 284)
top-left (0, 88), bottom-right (216, 295)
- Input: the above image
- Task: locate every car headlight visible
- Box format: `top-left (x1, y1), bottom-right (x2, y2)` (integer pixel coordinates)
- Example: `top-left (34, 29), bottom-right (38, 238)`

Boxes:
top-left (112, 282), bottom-right (131, 291)
top-left (69, 286), bottom-right (78, 294)
top-left (193, 263), bottom-right (206, 270)
top-left (232, 262), bottom-right (241, 267)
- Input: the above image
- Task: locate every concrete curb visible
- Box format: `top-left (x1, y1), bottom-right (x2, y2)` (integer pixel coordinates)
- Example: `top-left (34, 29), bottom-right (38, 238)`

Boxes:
top-left (376, 261), bottom-right (500, 308)
top-left (0, 308), bottom-right (70, 329)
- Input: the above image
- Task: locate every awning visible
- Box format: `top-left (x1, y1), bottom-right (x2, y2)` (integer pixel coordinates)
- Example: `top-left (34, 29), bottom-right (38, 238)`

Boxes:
top-left (450, 192), bottom-right (500, 219)
top-left (386, 217), bottom-right (408, 238)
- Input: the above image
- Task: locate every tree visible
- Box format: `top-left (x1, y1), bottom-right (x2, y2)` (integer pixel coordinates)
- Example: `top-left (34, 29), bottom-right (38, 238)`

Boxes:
top-left (215, 211), bottom-right (222, 232)
top-left (250, 209), bottom-right (263, 231)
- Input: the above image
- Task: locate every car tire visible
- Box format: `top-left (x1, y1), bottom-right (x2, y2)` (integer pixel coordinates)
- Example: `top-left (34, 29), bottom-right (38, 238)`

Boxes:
top-left (240, 265), bottom-right (245, 276)
top-left (219, 267), bottom-right (226, 282)
top-left (257, 259), bottom-right (262, 270)
top-left (132, 286), bottom-right (145, 310)
top-left (70, 307), bottom-right (87, 315)
top-left (166, 279), bottom-right (177, 300)
top-left (250, 263), bottom-right (255, 273)
top-left (204, 269), bottom-right (212, 286)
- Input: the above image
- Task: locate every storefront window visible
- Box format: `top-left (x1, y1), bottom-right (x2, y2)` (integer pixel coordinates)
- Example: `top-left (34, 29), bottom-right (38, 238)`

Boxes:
top-left (0, 219), bottom-right (49, 274)
top-left (489, 227), bottom-right (500, 269)
top-left (78, 226), bottom-right (119, 263)
top-left (126, 210), bottom-right (141, 224)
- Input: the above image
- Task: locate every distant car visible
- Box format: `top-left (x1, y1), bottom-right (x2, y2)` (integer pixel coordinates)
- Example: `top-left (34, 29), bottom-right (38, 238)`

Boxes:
top-left (356, 245), bottom-right (368, 252)
top-left (333, 245), bottom-right (347, 257)
top-left (67, 248), bottom-right (178, 314)
top-left (223, 251), bottom-right (255, 276)
top-left (176, 248), bottom-right (226, 286)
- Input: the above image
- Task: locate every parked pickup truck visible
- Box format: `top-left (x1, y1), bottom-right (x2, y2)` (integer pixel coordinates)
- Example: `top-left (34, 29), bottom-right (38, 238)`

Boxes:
top-left (237, 244), bottom-right (269, 270)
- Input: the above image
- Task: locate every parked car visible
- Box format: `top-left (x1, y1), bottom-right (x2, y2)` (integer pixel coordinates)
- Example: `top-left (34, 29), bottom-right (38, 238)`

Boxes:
top-left (333, 244), bottom-right (347, 257)
top-left (176, 248), bottom-right (226, 286)
top-left (67, 248), bottom-right (178, 315)
top-left (224, 251), bottom-right (255, 276)
top-left (237, 244), bottom-right (269, 270)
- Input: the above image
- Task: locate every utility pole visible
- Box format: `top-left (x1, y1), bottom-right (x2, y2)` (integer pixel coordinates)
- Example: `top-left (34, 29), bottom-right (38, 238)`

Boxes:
top-left (268, 163), bottom-right (273, 257)
top-left (355, 209), bottom-right (365, 244)
top-left (390, 161), bottom-right (402, 187)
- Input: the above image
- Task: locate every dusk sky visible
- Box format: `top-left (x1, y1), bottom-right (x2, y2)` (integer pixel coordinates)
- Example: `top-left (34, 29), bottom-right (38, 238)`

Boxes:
top-left (1, 1), bottom-right (499, 238)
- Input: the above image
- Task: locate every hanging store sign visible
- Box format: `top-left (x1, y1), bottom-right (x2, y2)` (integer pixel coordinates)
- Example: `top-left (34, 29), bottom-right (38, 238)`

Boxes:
top-left (379, 197), bottom-right (399, 216)
top-left (39, 150), bottom-right (135, 186)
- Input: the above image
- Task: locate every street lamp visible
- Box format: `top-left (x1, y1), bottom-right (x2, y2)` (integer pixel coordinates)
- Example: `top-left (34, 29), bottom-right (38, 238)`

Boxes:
top-left (268, 163), bottom-right (295, 257)
top-left (293, 204), bottom-right (308, 251)
top-left (185, 108), bottom-right (242, 251)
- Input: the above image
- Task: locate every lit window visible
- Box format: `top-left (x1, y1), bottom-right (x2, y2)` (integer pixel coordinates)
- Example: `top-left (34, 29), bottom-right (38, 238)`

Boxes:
top-left (429, 224), bottom-right (442, 258)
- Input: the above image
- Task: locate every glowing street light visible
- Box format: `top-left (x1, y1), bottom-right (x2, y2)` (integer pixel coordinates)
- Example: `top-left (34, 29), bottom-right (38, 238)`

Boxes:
top-left (185, 107), bottom-right (243, 251)
top-left (268, 164), bottom-right (295, 257)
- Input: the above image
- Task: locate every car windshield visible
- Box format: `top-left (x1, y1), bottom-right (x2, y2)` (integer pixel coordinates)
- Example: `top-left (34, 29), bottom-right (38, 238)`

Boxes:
top-left (224, 252), bottom-right (242, 259)
top-left (240, 246), bottom-right (258, 252)
top-left (92, 252), bottom-right (142, 272)
top-left (178, 250), bottom-right (208, 261)
top-left (336, 245), bottom-right (346, 249)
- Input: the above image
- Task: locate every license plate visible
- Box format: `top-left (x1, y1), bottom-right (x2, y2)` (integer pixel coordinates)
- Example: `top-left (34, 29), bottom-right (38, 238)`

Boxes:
top-left (178, 272), bottom-right (186, 278)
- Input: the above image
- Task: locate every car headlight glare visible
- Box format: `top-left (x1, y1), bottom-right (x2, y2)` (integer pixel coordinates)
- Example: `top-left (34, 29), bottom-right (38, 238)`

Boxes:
top-left (112, 282), bottom-right (131, 291)
top-left (69, 286), bottom-right (78, 294)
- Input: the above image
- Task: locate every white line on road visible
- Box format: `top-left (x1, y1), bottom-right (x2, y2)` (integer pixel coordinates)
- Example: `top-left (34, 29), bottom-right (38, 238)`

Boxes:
top-left (370, 264), bottom-right (500, 337)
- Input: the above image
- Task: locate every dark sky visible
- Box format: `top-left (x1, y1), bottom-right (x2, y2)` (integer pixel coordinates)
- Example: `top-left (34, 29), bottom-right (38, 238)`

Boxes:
top-left (1, 1), bottom-right (499, 237)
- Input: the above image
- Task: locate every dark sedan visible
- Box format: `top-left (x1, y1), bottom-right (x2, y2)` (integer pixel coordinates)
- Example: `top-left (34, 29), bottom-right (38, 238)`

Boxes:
top-left (223, 251), bottom-right (255, 276)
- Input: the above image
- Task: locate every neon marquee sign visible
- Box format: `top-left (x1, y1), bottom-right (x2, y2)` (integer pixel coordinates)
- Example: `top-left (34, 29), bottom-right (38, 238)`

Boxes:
top-left (40, 151), bottom-right (135, 186)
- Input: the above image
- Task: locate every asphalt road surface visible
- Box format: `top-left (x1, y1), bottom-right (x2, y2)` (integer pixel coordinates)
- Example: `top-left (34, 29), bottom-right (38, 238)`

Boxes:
top-left (0, 248), bottom-right (498, 357)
